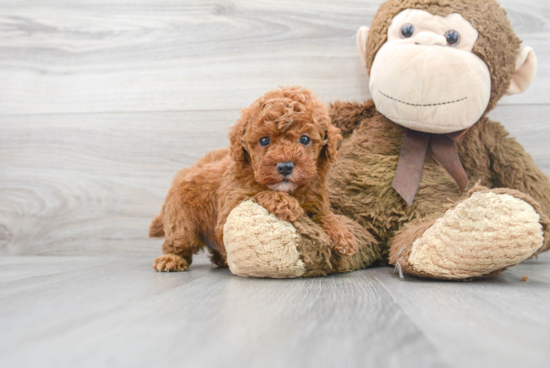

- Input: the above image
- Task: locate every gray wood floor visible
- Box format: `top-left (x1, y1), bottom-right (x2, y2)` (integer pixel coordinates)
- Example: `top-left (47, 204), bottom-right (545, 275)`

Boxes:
top-left (1, 0), bottom-right (550, 367)
top-left (0, 253), bottom-right (549, 368)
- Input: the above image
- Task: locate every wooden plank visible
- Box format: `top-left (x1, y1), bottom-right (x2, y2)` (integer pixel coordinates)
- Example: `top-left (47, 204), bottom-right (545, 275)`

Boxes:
top-left (0, 254), bottom-right (450, 368)
top-left (0, 110), bottom-right (239, 256)
top-left (0, 103), bottom-right (549, 256)
top-left (488, 104), bottom-right (550, 176)
top-left (1, 254), bottom-right (549, 368)
top-left (369, 254), bottom-right (550, 368)
top-left (0, 0), bottom-right (548, 115)
top-left (0, 256), bottom-right (116, 283)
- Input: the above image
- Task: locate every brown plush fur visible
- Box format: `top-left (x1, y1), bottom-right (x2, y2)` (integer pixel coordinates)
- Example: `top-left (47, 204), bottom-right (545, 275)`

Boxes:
top-left (151, 86), bottom-right (356, 271)
top-left (283, 0), bottom-right (550, 278)
top-left (294, 214), bottom-right (383, 277)
top-left (325, 102), bottom-right (550, 275)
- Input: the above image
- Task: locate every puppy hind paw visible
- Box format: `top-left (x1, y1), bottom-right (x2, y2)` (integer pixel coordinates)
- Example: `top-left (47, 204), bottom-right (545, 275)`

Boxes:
top-left (153, 254), bottom-right (189, 272)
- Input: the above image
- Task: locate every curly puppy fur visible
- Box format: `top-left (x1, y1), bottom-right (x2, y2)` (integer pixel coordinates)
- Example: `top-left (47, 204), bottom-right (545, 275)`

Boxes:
top-left (151, 86), bottom-right (355, 272)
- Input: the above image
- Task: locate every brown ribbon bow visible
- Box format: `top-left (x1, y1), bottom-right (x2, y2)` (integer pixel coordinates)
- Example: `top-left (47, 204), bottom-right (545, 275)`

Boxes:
top-left (392, 129), bottom-right (469, 205)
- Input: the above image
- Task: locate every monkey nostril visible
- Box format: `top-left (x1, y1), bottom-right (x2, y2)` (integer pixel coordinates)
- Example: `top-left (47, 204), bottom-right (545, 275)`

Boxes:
top-left (276, 161), bottom-right (295, 176)
top-left (414, 32), bottom-right (446, 46)
top-left (415, 40), bottom-right (445, 46)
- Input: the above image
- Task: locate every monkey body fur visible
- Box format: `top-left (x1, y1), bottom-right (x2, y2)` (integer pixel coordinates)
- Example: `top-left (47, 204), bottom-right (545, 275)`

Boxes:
top-left (328, 101), bottom-right (550, 275)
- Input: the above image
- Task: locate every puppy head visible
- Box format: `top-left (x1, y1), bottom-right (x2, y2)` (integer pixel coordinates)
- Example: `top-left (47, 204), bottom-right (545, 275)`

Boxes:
top-left (229, 86), bottom-right (342, 193)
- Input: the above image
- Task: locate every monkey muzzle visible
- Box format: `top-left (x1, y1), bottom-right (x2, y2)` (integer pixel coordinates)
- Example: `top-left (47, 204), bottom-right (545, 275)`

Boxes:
top-left (369, 41), bottom-right (491, 134)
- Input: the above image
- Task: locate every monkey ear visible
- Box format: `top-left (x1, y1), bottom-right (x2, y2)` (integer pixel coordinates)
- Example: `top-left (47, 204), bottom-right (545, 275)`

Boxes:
top-left (229, 110), bottom-right (249, 163)
top-left (356, 26), bottom-right (370, 67)
top-left (506, 47), bottom-right (537, 95)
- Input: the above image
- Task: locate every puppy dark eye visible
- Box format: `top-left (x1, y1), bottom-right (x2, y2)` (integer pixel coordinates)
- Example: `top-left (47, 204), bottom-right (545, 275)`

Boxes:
top-left (444, 30), bottom-right (460, 46)
top-left (299, 136), bottom-right (311, 145)
top-left (401, 24), bottom-right (415, 38)
top-left (259, 137), bottom-right (270, 146)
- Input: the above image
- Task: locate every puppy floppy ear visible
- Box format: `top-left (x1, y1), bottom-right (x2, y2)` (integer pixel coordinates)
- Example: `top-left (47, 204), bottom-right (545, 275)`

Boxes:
top-left (315, 102), bottom-right (342, 165)
top-left (318, 110), bottom-right (343, 165)
top-left (229, 108), bottom-right (250, 163)
top-left (322, 122), bottom-right (343, 163)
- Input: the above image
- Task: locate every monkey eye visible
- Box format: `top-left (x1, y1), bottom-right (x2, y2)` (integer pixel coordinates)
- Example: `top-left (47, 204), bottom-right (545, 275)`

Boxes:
top-left (299, 136), bottom-right (311, 145)
top-left (444, 30), bottom-right (460, 46)
top-left (400, 24), bottom-right (415, 38)
top-left (259, 137), bottom-right (270, 147)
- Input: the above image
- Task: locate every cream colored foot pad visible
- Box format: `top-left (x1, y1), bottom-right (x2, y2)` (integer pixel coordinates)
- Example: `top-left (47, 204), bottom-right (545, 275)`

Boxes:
top-left (409, 192), bottom-right (544, 279)
top-left (224, 200), bottom-right (306, 278)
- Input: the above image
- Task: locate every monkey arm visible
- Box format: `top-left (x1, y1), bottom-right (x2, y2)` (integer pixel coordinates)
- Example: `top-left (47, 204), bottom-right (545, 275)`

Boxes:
top-left (328, 100), bottom-right (378, 138)
top-left (483, 119), bottom-right (550, 250)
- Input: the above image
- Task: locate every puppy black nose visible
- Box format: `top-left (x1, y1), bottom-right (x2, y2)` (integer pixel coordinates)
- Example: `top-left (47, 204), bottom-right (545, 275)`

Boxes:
top-left (276, 161), bottom-right (295, 176)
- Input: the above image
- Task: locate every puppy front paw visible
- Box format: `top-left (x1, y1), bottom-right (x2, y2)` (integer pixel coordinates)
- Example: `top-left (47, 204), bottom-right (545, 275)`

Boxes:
top-left (153, 254), bottom-right (189, 272)
top-left (254, 191), bottom-right (304, 222)
top-left (320, 216), bottom-right (357, 255)
top-left (271, 199), bottom-right (305, 222)
top-left (327, 227), bottom-right (357, 255)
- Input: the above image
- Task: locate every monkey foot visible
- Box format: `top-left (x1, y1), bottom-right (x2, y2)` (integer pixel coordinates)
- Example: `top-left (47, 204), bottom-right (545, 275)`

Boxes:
top-left (223, 200), bottom-right (307, 278)
top-left (153, 254), bottom-right (188, 272)
top-left (406, 190), bottom-right (545, 279)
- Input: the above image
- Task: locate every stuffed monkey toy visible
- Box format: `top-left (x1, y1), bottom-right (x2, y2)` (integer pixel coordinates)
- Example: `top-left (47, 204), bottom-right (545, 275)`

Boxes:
top-left (221, 0), bottom-right (550, 279)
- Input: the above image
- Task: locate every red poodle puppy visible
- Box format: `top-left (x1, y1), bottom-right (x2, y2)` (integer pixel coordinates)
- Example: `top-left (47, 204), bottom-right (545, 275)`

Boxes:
top-left (150, 86), bottom-right (356, 272)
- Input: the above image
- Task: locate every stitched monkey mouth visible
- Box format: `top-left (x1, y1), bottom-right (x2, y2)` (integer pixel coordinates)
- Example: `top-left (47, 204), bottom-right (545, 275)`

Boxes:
top-left (379, 91), bottom-right (468, 107)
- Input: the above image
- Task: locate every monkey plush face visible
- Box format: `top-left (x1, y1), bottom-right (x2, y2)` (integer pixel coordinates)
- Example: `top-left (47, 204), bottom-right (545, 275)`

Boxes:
top-left (369, 10), bottom-right (490, 134)
top-left (357, 0), bottom-right (538, 135)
